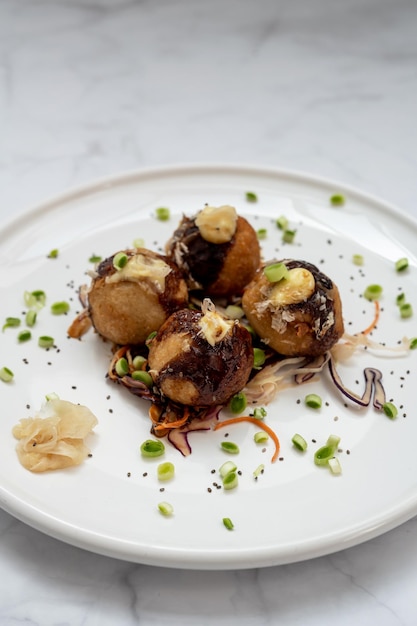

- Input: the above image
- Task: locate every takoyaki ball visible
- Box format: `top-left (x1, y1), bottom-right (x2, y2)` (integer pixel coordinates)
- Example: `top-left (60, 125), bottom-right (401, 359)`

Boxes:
top-left (242, 259), bottom-right (344, 357)
top-left (166, 205), bottom-right (261, 298)
top-left (87, 248), bottom-right (188, 346)
top-left (148, 300), bottom-right (254, 407)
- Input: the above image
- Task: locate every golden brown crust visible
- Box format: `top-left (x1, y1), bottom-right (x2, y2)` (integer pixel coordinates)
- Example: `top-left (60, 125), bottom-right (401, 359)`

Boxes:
top-left (242, 260), bottom-right (344, 357)
top-left (88, 248), bottom-right (188, 345)
top-left (148, 308), bottom-right (253, 406)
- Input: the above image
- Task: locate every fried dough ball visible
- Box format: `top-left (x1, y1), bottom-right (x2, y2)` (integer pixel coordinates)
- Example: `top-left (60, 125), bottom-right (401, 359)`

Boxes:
top-left (242, 259), bottom-right (344, 357)
top-left (86, 248), bottom-right (188, 346)
top-left (148, 300), bottom-right (254, 407)
top-left (166, 205), bottom-right (261, 298)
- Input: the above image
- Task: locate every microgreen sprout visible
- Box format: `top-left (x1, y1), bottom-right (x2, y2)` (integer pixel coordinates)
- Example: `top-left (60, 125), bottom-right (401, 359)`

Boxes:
top-left (131, 370), bottom-right (153, 387)
top-left (229, 392), bottom-right (247, 414)
top-left (253, 347), bottom-right (266, 369)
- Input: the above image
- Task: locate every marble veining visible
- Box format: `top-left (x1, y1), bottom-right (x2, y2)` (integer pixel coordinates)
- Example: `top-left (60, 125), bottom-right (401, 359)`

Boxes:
top-left (1, 0), bottom-right (417, 624)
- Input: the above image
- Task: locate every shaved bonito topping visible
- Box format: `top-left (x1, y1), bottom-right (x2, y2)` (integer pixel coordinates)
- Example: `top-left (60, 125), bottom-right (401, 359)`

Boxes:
top-left (12, 398), bottom-right (98, 472)
top-left (106, 253), bottom-right (172, 292)
top-left (198, 299), bottom-right (234, 346)
top-left (195, 204), bottom-right (237, 244)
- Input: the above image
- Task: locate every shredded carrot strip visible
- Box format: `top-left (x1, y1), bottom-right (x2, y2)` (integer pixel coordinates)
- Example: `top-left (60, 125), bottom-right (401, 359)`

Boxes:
top-left (361, 300), bottom-right (380, 335)
top-left (153, 407), bottom-right (191, 432)
top-left (214, 417), bottom-right (280, 463)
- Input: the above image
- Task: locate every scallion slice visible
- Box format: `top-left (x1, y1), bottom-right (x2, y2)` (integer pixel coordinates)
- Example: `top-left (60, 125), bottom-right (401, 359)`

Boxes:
top-left (222, 471), bottom-right (238, 490)
top-left (400, 303), bottom-right (413, 319)
top-left (253, 464), bottom-right (265, 479)
top-left (229, 392), bottom-right (247, 414)
top-left (410, 337), bottom-right (417, 350)
top-left (38, 336), bottom-right (54, 349)
top-left (254, 431), bottom-right (269, 444)
top-left (2, 317), bottom-right (20, 331)
top-left (305, 393), bottom-right (322, 409)
top-left (253, 347), bottom-right (266, 369)
top-left (131, 370), bottom-right (153, 387)
top-left (155, 207), bottom-right (170, 221)
top-left (220, 441), bottom-right (240, 454)
top-left (25, 310), bottom-right (37, 327)
top-left (157, 461), bottom-right (175, 481)
top-left (133, 238), bottom-right (145, 249)
top-left (263, 262), bottom-right (289, 283)
top-left (257, 228), bottom-right (267, 240)
top-left (328, 457), bottom-right (342, 475)
top-left (219, 461), bottom-right (237, 479)
top-left (352, 254), bottom-right (364, 266)
top-left (291, 433), bottom-right (308, 451)
top-left (252, 407), bottom-right (267, 420)
top-left (276, 215), bottom-right (288, 230)
top-left (223, 517), bottom-right (234, 530)
top-left (89, 254), bottom-right (102, 263)
top-left (225, 305), bottom-right (244, 320)
top-left (47, 248), bottom-right (59, 258)
top-left (158, 502), bottom-right (174, 516)
top-left (132, 355), bottom-right (147, 370)
top-left (330, 193), bottom-right (345, 206)
top-left (363, 284), bottom-right (383, 301)
top-left (395, 257), bottom-right (409, 272)
top-left (245, 191), bottom-right (258, 202)
top-left (314, 435), bottom-right (340, 467)
top-left (0, 366), bottom-right (14, 383)
top-left (51, 301), bottom-right (70, 315)
top-left (18, 330), bottom-right (31, 343)
top-left (282, 229), bottom-right (296, 243)
top-left (113, 252), bottom-right (128, 270)
top-left (382, 402), bottom-right (398, 419)
top-left (140, 439), bottom-right (165, 458)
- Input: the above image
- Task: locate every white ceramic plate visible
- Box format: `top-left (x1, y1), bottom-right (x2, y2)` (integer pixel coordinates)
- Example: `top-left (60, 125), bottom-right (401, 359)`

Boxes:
top-left (0, 165), bottom-right (416, 570)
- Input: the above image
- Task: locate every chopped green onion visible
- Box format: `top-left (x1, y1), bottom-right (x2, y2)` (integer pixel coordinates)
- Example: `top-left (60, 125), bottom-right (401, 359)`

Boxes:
top-left (140, 439), bottom-right (165, 458)
top-left (225, 305), bottom-right (244, 320)
top-left (229, 392), bottom-right (247, 414)
top-left (113, 252), bottom-right (128, 270)
top-left (158, 501), bottom-right (174, 516)
top-left (282, 229), bottom-right (296, 243)
top-left (410, 337), bottom-right (417, 350)
top-left (24, 290), bottom-right (46, 309)
top-left (115, 357), bottom-right (129, 377)
top-left (256, 228), bottom-right (267, 240)
top-left (253, 463), bottom-right (265, 479)
top-left (0, 366), bottom-right (14, 383)
top-left (157, 461), bottom-right (175, 481)
top-left (263, 262), bottom-right (289, 283)
top-left (363, 284), bottom-right (383, 301)
top-left (2, 317), bottom-right (21, 331)
top-left (252, 407), bottom-right (267, 420)
top-left (400, 303), bottom-right (413, 319)
top-left (145, 331), bottom-right (157, 347)
top-left (314, 435), bottom-right (340, 467)
top-left (131, 370), bottom-right (153, 387)
top-left (220, 441), bottom-right (240, 454)
top-left (25, 310), bottom-right (37, 327)
top-left (396, 293), bottom-right (406, 306)
top-left (382, 401), bottom-right (398, 419)
top-left (133, 238), bottom-right (145, 249)
top-left (291, 433), bottom-right (308, 451)
top-left (328, 457), bottom-right (342, 475)
top-left (89, 254), bottom-right (102, 263)
top-left (219, 461), bottom-right (237, 478)
top-left (222, 471), bottom-right (238, 490)
top-left (222, 517), bottom-right (234, 530)
top-left (254, 431), bottom-right (269, 444)
top-left (18, 330), bottom-right (31, 343)
top-left (276, 215), bottom-right (288, 230)
top-left (38, 336), bottom-right (54, 349)
top-left (305, 393), bottom-right (322, 409)
top-left (352, 254), bottom-right (364, 266)
top-left (47, 248), bottom-right (59, 258)
top-left (155, 207), bottom-right (170, 221)
top-left (50, 301), bottom-right (70, 315)
top-left (395, 257), bottom-right (409, 272)
top-left (132, 355), bottom-right (147, 370)
top-left (330, 193), bottom-right (345, 206)
top-left (245, 191), bottom-right (258, 202)
top-left (253, 348), bottom-right (266, 369)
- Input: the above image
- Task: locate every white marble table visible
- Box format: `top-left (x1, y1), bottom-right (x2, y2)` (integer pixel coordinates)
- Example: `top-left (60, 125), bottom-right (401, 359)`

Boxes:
top-left (1, 1), bottom-right (417, 624)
